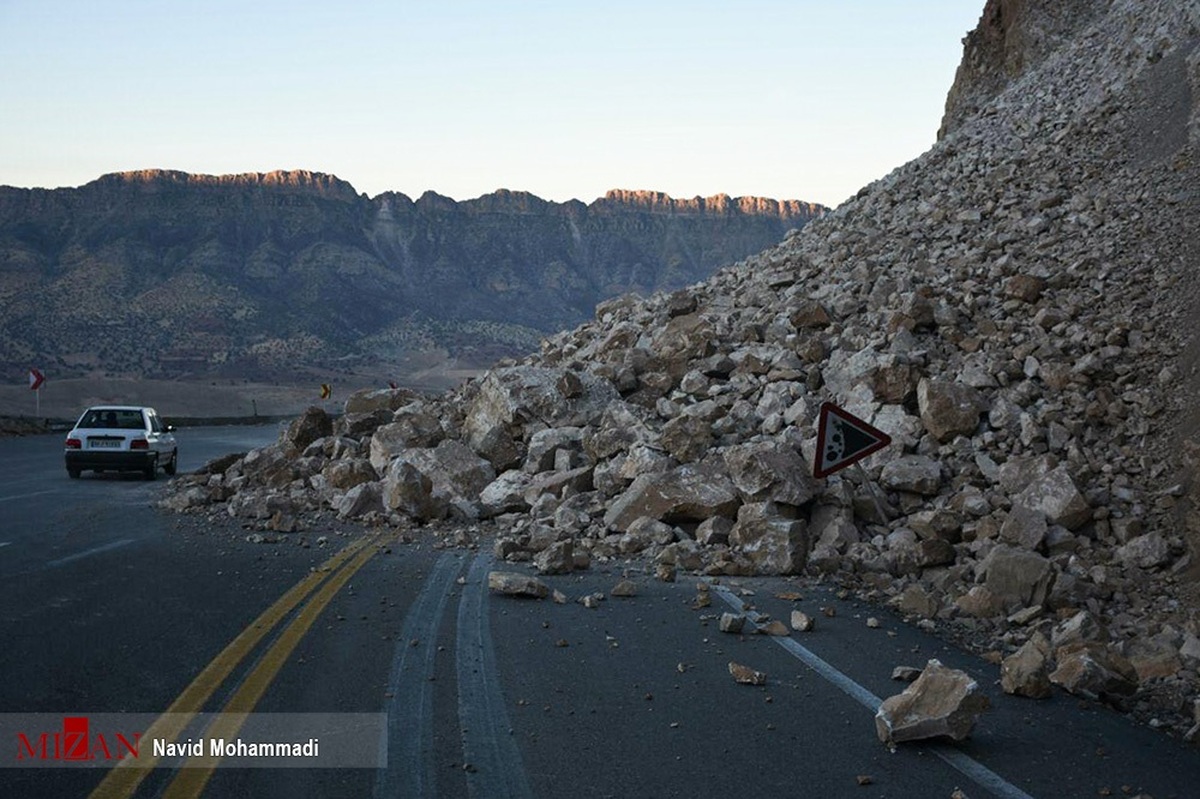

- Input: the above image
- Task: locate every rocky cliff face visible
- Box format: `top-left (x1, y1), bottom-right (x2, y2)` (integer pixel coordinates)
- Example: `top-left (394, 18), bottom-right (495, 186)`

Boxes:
top-left (0, 175), bottom-right (823, 383)
top-left (166, 0), bottom-right (1200, 738)
top-left (939, 0), bottom-right (1109, 138)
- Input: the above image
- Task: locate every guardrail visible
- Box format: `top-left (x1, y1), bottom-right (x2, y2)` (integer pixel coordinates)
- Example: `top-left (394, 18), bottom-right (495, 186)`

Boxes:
top-left (161, 415), bottom-right (293, 428)
top-left (0, 414), bottom-right (295, 437)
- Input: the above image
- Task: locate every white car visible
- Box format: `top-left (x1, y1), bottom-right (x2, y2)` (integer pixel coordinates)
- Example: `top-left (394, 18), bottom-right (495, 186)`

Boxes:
top-left (64, 405), bottom-right (178, 480)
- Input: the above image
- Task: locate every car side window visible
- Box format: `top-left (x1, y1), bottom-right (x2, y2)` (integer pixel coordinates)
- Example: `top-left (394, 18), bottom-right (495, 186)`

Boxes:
top-left (148, 412), bottom-right (161, 433)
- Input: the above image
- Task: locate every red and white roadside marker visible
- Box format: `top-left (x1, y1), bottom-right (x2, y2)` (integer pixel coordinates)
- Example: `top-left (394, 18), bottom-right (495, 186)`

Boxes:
top-left (28, 367), bottom-right (46, 416)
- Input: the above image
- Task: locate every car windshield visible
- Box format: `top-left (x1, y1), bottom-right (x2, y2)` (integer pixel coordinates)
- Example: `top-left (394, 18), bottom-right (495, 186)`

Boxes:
top-left (80, 409), bottom-right (145, 430)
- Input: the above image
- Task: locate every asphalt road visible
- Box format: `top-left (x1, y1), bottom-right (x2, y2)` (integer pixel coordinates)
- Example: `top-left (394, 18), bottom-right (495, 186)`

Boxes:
top-left (2, 426), bottom-right (1199, 798)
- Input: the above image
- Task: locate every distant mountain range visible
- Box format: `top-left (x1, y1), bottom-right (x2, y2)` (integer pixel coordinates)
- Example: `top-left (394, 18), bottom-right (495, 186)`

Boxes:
top-left (0, 170), bottom-right (824, 386)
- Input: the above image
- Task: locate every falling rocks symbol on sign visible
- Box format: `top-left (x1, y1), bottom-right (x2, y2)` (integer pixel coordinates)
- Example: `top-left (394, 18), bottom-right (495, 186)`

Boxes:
top-left (813, 402), bottom-right (892, 478)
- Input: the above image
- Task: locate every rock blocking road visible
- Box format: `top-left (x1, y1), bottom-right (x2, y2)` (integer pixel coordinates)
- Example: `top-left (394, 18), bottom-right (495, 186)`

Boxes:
top-left (4, 429), bottom-right (1200, 797)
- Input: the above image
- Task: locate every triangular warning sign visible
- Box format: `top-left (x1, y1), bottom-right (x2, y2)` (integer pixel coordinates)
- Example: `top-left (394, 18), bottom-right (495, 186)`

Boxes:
top-left (813, 402), bottom-right (892, 478)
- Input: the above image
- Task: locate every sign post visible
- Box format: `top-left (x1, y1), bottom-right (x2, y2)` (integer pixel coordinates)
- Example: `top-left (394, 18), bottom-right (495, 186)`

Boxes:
top-left (29, 368), bottom-right (45, 418)
top-left (853, 461), bottom-right (892, 524)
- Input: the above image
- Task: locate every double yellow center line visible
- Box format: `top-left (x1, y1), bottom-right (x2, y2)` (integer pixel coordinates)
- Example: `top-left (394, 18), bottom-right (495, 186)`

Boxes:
top-left (90, 531), bottom-right (391, 799)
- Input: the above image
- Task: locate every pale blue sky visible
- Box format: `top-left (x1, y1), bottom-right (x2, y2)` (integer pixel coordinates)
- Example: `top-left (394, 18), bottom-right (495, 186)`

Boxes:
top-left (0, 1), bottom-right (981, 208)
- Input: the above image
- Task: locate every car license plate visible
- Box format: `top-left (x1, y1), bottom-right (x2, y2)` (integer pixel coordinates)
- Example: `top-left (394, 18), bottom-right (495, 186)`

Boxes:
top-left (89, 439), bottom-right (120, 448)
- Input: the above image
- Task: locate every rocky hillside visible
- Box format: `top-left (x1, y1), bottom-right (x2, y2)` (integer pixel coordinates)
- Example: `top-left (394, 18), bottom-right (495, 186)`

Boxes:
top-left (165, 0), bottom-right (1200, 738)
top-left (0, 173), bottom-right (822, 384)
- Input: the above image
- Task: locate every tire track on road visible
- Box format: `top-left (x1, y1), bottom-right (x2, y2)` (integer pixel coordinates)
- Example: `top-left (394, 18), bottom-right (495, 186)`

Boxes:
top-left (374, 551), bottom-right (468, 799)
top-left (456, 553), bottom-right (533, 799)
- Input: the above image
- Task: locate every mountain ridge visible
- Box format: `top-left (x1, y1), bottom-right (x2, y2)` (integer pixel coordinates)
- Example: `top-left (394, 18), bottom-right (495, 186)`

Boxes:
top-left (0, 170), bottom-right (826, 387)
top-left (0, 169), bottom-right (823, 220)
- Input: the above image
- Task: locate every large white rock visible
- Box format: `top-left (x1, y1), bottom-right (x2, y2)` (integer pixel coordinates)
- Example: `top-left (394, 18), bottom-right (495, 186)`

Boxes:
top-left (464, 366), bottom-right (618, 469)
top-left (1014, 464), bottom-right (1091, 531)
top-left (479, 470), bottom-right (532, 517)
top-left (603, 464), bottom-right (739, 532)
top-left (875, 659), bottom-right (990, 744)
top-left (729, 502), bottom-right (809, 575)
top-left (344, 387), bottom-right (418, 415)
top-left (369, 406), bottom-right (445, 473)
top-left (336, 481), bottom-right (383, 519)
top-left (880, 455), bottom-right (942, 495)
top-left (723, 441), bottom-right (819, 506)
top-left (382, 440), bottom-right (495, 521)
top-left (1115, 531), bottom-right (1172, 570)
top-left (487, 571), bottom-right (550, 598)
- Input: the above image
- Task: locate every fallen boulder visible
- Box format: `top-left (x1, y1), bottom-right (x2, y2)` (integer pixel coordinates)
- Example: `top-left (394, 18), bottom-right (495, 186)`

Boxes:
top-left (603, 464), bottom-right (739, 532)
top-left (875, 659), bottom-right (990, 745)
top-left (369, 406), bottom-right (445, 473)
top-left (344, 387), bottom-right (417, 415)
top-left (916, 379), bottom-right (983, 442)
top-left (382, 440), bottom-right (496, 521)
top-left (723, 441), bottom-right (819, 506)
top-left (1000, 632), bottom-right (1053, 698)
top-left (465, 366), bottom-right (618, 469)
top-left (336, 481), bottom-right (383, 520)
top-left (1014, 465), bottom-right (1091, 531)
top-left (729, 502), bottom-right (809, 575)
top-left (533, 540), bottom-right (575, 575)
top-left (978, 545), bottom-right (1055, 611)
top-left (283, 406), bottom-right (333, 454)
top-left (1049, 644), bottom-right (1138, 699)
top-left (880, 455), bottom-right (942, 496)
top-left (487, 571), bottom-right (551, 598)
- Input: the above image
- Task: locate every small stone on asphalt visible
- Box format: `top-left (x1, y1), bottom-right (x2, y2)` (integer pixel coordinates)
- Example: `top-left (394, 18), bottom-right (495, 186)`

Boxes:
top-left (719, 613), bottom-right (746, 633)
top-left (791, 611), bottom-right (815, 632)
top-left (612, 579), bottom-right (638, 597)
top-left (729, 661), bottom-right (767, 686)
top-left (759, 620), bottom-right (790, 636)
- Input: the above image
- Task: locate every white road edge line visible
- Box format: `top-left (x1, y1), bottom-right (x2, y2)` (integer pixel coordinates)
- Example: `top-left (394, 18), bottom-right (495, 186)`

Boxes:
top-left (709, 582), bottom-right (1036, 799)
top-left (456, 553), bottom-right (534, 799)
top-left (374, 552), bottom-right (466, 799)
top-left (0, 489), bottom-right (61, 503)
top-left (45, 538), bottom-right (135, 568)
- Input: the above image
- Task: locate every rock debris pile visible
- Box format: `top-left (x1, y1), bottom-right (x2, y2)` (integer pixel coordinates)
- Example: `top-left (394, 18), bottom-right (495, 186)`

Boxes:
top-left (165, 1), bottom-right (1200, 736)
